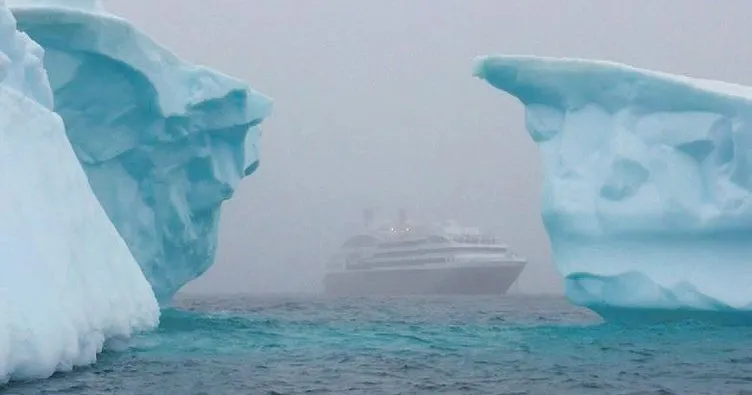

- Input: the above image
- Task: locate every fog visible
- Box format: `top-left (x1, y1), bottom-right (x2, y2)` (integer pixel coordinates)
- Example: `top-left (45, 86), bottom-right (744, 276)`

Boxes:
top-left (104, 0), bottom-right (752, 295)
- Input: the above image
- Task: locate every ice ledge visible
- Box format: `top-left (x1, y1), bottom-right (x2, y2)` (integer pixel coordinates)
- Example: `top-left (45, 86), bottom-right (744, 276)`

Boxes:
top-left (571, 271), bottom-right (752, 326)
top-left (473, 55), bottom-right (752, 115)
top-left (7, 0), bottom-right (106, 12)
top-left (10, 3), bottom-right (271, 117)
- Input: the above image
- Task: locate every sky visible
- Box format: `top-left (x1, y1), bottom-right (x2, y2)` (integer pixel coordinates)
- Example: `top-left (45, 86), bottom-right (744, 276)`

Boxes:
top-left (104, 0), bottom-right (752, 295)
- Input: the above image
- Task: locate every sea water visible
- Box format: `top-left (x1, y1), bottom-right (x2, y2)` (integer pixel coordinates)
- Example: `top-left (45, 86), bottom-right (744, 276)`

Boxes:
top-left (3, 295), bottom-right (751, 395)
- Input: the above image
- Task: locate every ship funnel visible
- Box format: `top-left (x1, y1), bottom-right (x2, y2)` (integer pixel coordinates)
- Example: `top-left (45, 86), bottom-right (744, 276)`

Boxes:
top-left (363, 208), bottom-right (374, 229)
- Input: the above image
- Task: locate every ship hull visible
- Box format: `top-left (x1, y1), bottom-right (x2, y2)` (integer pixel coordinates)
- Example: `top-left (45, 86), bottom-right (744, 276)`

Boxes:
top-left (323, 262), bottom-right (525, 296)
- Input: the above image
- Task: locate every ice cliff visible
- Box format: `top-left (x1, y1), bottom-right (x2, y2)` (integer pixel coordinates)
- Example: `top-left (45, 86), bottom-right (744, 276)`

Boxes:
top-left (9, 0), bottom-right (273, 303)
top-left (0, 0), bottom-right (271, 383)
top-left (474, 55), bottom-right (752, 323)
top-left (0, 0), bottom-right (158, 384)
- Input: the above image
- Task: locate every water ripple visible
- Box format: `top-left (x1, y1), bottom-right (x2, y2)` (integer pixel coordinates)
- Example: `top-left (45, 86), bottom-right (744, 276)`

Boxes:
top-left (3, 295), bottom-right (751, 394)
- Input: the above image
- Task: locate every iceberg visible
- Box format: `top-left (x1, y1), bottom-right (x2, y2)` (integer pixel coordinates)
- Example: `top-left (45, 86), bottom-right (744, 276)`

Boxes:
top-left (0, 0), bottom-right (158, 384)
top-left (474, 55), bottom-right (752, 323)
top-left (9, 0), bottom-right (273, 303)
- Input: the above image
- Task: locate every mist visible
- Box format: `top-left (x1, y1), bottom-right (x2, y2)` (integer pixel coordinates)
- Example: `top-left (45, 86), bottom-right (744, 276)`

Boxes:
top-left (103, 0), bottom-right (752, 296)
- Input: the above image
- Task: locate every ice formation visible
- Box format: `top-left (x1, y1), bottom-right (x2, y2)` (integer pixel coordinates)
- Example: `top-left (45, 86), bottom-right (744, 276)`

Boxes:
top-left (474, 55), bottom-right (752, 322)
top-left (0, 0), bottom-right (158, 384)
top-left (10, 0), bottom-right (273, 303)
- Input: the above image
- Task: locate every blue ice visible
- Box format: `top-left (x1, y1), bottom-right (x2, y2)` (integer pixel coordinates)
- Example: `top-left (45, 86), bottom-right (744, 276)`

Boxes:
top-left (474, 55), bottom-right (752, 323)
top-left (10, 0), bottom-right (273, 303)
top-left (0, 0), bottom-right (271, 383)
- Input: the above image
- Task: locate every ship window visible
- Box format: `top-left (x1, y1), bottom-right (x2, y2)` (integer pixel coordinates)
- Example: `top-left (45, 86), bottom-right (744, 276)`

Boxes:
top-left (357, 256), bottom-right (450, 269)
top-left (427, 235), bottom-right (449, 243)
top-left (380, 239), bottom-right (428, 248)
top-left (372, 246), bottom-right (510, 258)
top-left (342, 235), bottom-right (379, 248)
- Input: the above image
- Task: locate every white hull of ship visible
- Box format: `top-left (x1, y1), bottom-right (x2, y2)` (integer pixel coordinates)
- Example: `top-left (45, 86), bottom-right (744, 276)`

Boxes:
top-left (323, 261), bottom-right (525, 296)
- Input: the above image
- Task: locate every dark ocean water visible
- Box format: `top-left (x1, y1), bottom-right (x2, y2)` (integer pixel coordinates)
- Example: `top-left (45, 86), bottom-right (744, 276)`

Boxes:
top-left (4, 294), bottom-right (752, 395)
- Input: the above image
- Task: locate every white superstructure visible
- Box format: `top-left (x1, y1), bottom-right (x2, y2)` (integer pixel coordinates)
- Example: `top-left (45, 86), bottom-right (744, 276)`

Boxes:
top-left (323, 210), bottom-right (527, 296)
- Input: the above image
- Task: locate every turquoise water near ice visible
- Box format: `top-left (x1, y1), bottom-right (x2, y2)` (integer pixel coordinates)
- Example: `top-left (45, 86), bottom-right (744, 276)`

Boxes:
top-left (4, 295), bottom-right (752, 395)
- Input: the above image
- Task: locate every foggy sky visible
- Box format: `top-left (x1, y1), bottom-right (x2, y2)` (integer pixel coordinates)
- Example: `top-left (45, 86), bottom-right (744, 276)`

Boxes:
top-left (104, 0), bottom-right (752, 295)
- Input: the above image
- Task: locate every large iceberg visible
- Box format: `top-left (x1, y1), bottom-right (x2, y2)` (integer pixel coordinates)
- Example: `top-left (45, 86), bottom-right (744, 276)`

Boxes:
top-left (9, 0), bottom-right (273, 303)
top-left (0, 0), bottom-right (158, 384)
top-left (474, 55), bottom-right (752, 323)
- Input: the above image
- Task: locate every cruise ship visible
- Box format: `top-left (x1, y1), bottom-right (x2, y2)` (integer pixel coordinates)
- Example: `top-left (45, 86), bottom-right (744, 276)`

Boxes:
top-left (323, 210), bottom-right (527, 296)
